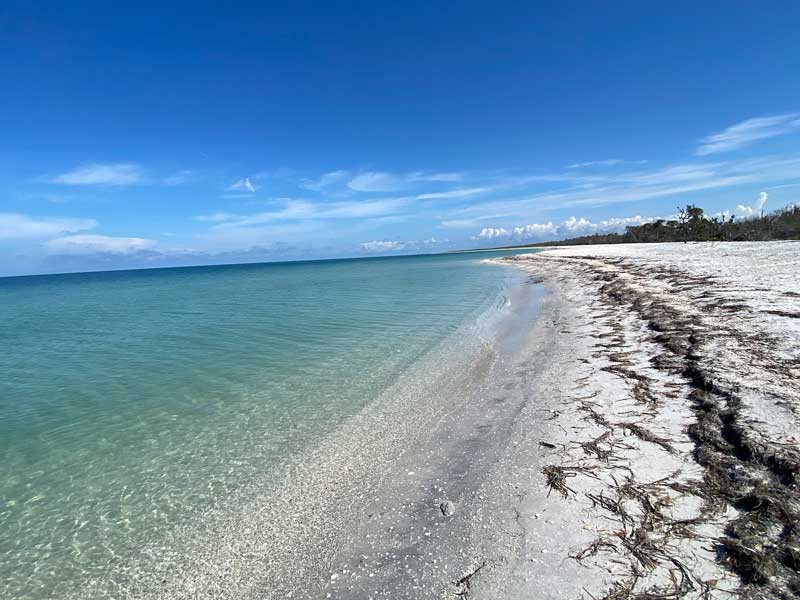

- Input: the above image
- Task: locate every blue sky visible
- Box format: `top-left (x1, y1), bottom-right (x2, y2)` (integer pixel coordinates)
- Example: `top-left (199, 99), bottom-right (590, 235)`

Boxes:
top-left (2, 2), bottom-right (800, 276)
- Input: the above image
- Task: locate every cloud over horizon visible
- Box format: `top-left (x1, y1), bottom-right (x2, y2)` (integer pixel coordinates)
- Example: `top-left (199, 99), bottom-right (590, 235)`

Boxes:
top-left (474, 214), bottom-right (654, 242)
top-left (45, 234), bottom-right (157, 255)
top-left (359, 237), bottom-right (444, 253)
top-left (0, 213), bottom-right (97, 241)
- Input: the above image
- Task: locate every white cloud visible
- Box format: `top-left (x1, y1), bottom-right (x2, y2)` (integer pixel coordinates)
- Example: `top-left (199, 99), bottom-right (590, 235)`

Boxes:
top-left (696, 113), bottom-right (800, 155)
top-left (52, 163), bottom-right (142, 186)
top-left (226, 177), bottom-right (257, 193)
top-left (45, 234), bottom-right (156, 255)
top-left (735, 191), bottom-right (768, 217)
top-left (0, 213), bottom-right (97, 241)
top-left (559, 216), bottom-right (595, 235)
top-left (360, 240), bottom-right (406, 252)
top-left (567, 159), bottom-right (648, 169)
top-left (359, 237), bottom-right (445, 253)
top-left (714, 191), bottom-right (770, 220)
top-left (300, 170), bottom-right (349, 191)
top-left (473, 214), bottom-right (653, 242)
top-left (475, 227), bottom-right (511, 240)
top-left (594, 215), bottom-right (653, 230)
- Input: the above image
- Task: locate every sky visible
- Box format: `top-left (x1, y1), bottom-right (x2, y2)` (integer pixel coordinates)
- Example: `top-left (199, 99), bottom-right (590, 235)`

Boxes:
top-left (1, 1), bottom-right (800, 276)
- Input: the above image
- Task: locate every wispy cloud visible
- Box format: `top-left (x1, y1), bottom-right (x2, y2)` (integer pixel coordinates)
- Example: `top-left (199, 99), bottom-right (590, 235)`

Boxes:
top-left (696, 113), bottom-right (800, 155)
top-left (347, 171), bottom-right (464, 193)
top-left (192, 212), bottom-right (238, 222)
top-left (439, 155), bottom-right (800, 227)
top-left (315, 198), bottom-right (406, 219)
top-left (567, 159), bottom-right (648, 169)
top-left (0, 213), bottom-right (97, 241)
top-left (52, 163), bottom-right (142, 186)
top-left (197, 198), bottom-right (407, 229)
top-left (226, 177), bottom-right (257, 193)
top-left (300, 170), bottom-right (349, 191)
top-left (439, 217), bottom-right (497, 229)
top-left (195, 222), bottom-right (325, 253)
top-left (45, 234), bottom-right (157, 255)
top-left (164, 170), bottom-right (194, 186)
top-left (765, 181), bottom-right (800, 190)
top-left (408, 172), bottom-right (462, 183)
top-left (348, 172), bottom-right (402, 192)
top-left (415, 187), bottom-right (490, 200)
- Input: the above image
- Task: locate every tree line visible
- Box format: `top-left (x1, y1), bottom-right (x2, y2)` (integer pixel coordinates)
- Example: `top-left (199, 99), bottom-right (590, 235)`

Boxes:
top-left (521, 203), bottom-right (800, 247)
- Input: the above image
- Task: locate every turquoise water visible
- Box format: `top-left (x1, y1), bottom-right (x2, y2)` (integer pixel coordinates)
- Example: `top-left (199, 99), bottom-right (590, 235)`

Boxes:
top-left (0, 251), bottom-right (532, 598)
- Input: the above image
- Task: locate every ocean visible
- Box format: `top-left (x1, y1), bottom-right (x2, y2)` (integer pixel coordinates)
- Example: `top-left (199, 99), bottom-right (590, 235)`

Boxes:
top-left (0, 250), bottom-right (537, 598)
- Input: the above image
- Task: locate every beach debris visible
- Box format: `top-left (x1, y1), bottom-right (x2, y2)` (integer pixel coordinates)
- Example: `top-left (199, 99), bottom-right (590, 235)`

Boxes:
top-left (617, 422), bottom-right (676, 454)
top-left (542, 465), bottom-right (593, 499)
top-left (570, 537), bottom-right (617, 561)
top-left (579, 431), bottom-right (614, 462)
top-left (439, 500), bottom-right (456, 517)
top-left (496, 246), bottom-right (800, 597)
top-left (452, 560), bottom-right (487, 597)
top-left (526, 275), bottom-right (545, 285)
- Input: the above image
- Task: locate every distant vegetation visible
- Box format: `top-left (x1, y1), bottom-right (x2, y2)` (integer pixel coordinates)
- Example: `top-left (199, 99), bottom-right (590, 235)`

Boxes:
top-left (514, 204), bottom-right (800, 247)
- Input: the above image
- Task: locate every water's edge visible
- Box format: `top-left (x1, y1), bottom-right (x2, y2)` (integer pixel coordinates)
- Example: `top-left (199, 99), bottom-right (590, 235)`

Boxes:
top-left (66, 259), bottom-right (542, 598)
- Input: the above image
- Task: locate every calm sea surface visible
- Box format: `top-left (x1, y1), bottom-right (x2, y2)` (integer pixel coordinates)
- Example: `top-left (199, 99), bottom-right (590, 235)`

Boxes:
top-left (0, 251), bottom-right (534, 598)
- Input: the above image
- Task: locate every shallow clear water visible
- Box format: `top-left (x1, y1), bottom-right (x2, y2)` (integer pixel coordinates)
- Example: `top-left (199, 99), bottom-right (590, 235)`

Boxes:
top-left (0, 250), bottom-right (535, 598)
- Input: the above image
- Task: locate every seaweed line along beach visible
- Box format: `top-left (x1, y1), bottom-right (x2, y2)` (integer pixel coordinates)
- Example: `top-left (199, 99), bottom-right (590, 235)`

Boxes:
top-left (476, 241), bottom-right (800, 599)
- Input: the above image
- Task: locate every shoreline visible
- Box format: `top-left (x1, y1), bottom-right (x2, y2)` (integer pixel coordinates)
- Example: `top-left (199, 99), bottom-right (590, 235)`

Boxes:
top-left (72, 241), bottom-right (800, 598)
top-left (75, 261), bottom-right (543, 599)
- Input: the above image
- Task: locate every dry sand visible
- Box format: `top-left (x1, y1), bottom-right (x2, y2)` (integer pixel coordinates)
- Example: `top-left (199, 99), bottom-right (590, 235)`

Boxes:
top-left (476, 241), bottom-right (800, 599)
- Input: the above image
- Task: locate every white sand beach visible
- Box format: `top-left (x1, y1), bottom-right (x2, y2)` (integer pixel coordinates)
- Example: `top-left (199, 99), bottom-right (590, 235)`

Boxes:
top-left (84, 242), bottom-right (799, 599)
top-left (474, 241), bottom-right (800, 598)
